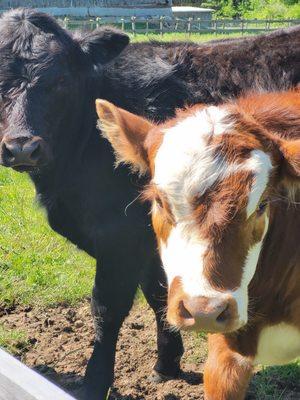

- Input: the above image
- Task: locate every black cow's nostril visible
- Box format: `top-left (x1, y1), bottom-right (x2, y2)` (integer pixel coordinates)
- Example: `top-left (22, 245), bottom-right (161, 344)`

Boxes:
top-left (0, 136), bottom-right (46, 168)
top-left (2, 142), bottom-right (15, 161)
top-left (29, 142), bottom-right (41, 161)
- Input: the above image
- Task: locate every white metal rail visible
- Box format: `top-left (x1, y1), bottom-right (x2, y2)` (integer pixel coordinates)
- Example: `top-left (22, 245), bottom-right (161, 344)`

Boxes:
top-left (0, 348), bottom-right (75, 400)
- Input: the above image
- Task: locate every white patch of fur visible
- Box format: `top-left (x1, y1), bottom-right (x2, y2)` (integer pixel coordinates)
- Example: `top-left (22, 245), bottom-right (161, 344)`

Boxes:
top-left (232, 216), bottom-right (269, 325)
top-left (205, 106), bottom-right (231, 135)
top-left (154, 107), bottom-right (232, 221)
top-left (254, 323), bottom-right (300, 366)
top-left (246, 150), bottom-right (273, 218)
top-left (161, 224), bottom-right (223, 298)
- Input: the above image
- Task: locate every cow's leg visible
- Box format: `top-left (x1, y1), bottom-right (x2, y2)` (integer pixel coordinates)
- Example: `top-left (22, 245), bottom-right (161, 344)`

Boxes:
top-left (204, 334), bottom-right (253, 400)
top-left (140, 254), bottom-right (184, 381)
top-left (83, 250), bottom-right (141, 400)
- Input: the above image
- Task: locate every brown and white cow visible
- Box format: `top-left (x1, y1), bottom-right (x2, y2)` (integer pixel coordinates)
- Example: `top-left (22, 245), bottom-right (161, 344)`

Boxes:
top-left (96, 91), bottom-right (300, 399)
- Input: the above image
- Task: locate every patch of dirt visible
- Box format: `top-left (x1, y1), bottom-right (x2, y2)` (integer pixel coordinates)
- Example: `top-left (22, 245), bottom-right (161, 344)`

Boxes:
top-left (0, 300), bottom-right (205, 399)
top-left (1, 301), bottom-right (299, 400)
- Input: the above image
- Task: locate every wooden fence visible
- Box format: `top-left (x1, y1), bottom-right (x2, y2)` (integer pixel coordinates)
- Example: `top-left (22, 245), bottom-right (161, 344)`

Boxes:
top-left (62, 17), bottom-right (300, 35)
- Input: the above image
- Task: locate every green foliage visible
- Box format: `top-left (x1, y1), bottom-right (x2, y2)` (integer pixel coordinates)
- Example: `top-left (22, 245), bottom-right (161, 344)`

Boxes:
top-left (176, 0), bottom-right (300, 19)
top-left (285, 4), bottom-right (300, 19)
top-left (245, 0), bottom-right (300, 19)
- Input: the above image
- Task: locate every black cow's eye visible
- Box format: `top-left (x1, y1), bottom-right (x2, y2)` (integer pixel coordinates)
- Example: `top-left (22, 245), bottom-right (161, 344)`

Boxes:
top-left (57, 76), bottom-right (67, 88)
top-left (257, 200), bottom-right (268, 216)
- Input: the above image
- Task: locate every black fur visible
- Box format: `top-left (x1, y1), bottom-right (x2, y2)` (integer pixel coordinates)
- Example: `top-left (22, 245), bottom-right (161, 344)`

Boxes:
top-left (0, 8), bottom-right (299, 400)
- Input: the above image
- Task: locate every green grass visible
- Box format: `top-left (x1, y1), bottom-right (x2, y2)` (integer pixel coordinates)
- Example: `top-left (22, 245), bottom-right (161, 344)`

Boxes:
top-left (0, 167), bottom-right (94, 307)
top-left (251, 360), bottom-right (300, 399)
top-left (0, 323), bottom-right (29, 354)
top-left (129, 31), bottom-right (252, 43)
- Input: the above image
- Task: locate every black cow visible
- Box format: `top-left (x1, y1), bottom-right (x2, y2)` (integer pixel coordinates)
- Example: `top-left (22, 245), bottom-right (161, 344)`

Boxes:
top-left (0, 8), bottom-right (299, 400)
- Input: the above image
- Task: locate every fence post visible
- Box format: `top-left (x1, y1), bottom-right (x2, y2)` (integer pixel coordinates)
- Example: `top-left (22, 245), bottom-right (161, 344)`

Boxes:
top-left (146, 18), bottom-right (149, 36)
top-left (175, 17), bottom-right (179, 31)
top-left (241, 19), bottom-right (244, 35)
top-left (63, 16), bottom-right (69, 29)
top-left (197, 17), bottom-right (201, 31)
top-left (121, 18), bottom-right (125, 31)
top-left (187, 17), bottom-right (192, 36)
top-left (160, 16), bottom-right (164, 36)
top-left (95, 17), bottom-right (101, 29)
top-left (131, 16), bottom-right (136, 37)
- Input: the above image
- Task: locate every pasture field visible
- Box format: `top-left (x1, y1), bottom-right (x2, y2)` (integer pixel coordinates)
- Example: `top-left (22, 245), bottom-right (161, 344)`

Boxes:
top-left (123, 31), bottom-right (251, 43)
top-left (122, 32), bottom-right (247, 43)
top-left (0, 33), bottom-right (300, 399)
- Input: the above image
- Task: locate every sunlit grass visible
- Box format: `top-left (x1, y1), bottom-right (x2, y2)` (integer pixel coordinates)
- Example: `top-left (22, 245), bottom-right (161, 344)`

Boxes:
top-left (130, 31), bottom-right (251, 43)
top-left (0, 323), bottom-right (28, 354)
top-left (0, 167), bottom-right (94, 307)
top-left (251, 360), bottom-right (300, 399)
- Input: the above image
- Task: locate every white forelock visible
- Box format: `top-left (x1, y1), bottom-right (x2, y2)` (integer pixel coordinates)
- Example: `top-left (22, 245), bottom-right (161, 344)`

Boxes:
top-left (153, 106), bottom-right (232, 221)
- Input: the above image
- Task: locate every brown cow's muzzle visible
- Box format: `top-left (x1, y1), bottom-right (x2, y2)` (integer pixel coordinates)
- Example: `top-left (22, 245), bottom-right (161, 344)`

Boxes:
top-left (167, 278), bottom-right (239, 333)
top-left (0, 135), bottom-right (50, 171)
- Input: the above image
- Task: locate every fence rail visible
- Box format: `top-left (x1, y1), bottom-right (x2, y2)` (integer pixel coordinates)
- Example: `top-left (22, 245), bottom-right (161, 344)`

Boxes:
top-left (62, 17), bottom-right (300, 35)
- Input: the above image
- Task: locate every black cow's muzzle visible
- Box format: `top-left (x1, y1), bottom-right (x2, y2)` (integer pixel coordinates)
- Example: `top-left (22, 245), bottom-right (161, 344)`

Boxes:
top-left (0, 135), bottom-right (50, 171)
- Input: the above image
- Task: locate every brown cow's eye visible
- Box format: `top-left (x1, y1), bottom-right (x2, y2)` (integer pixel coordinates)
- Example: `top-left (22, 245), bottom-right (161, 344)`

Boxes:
top-left (257, 200), bottom-right (268, 216)
top-left (155, 196), bottom-right (163, 208)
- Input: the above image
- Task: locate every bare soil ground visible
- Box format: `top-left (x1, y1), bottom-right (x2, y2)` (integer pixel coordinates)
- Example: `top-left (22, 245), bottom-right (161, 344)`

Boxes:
top-left (1, 301), bottom-right (299, 400)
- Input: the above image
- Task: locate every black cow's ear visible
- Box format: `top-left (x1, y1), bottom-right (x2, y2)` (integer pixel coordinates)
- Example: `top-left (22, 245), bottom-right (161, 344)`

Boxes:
top-left (77, 27), bottom-right (129, 65)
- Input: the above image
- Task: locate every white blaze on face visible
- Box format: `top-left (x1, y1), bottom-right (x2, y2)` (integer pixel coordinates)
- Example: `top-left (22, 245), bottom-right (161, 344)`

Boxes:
top-left (154, 106), bottom-right (232, 299)
top-left (161, 224), bottom-right (221, 298)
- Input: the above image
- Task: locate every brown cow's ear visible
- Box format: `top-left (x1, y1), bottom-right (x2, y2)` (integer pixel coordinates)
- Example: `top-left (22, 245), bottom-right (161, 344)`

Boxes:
top-left (96, 99), bottom-right (153, 174)
top-left (279, 139), bottom-right (300, 179)
top-left (77, 28), bottom-right (129, 64)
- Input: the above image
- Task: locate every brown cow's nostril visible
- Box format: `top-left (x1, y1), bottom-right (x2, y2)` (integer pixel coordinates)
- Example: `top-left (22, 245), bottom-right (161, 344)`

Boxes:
top-left (178, 300), bottom-right (195, 327)
top-left (175, 296), bottom-right (235, 332)
top-left (216, 303), bottom-right (230, 324)
top-left (178, 300), bottom-right (193, 320)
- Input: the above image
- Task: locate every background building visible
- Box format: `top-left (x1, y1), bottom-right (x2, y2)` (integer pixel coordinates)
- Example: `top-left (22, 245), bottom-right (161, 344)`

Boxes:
top-left (0, 1), bottom-right (174, 17)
